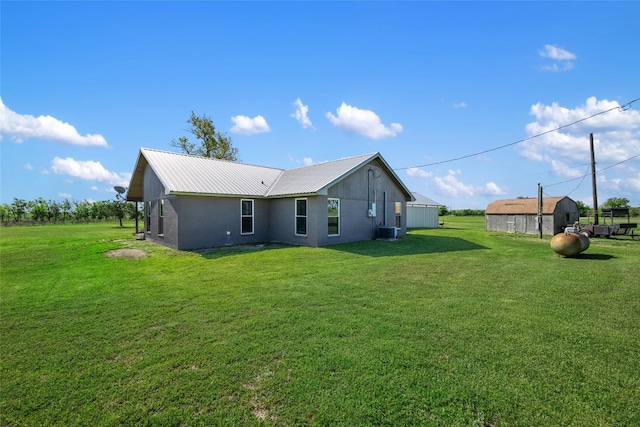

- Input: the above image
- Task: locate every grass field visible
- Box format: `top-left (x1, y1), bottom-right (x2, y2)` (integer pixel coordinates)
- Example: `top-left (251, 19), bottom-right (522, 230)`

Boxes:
top-left (1, 217), bottom-right (639, 426)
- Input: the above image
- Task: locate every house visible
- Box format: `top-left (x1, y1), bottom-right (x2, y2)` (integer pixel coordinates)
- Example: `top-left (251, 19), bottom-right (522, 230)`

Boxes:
top-left (485, 196), bottom-right (579, 235)
top-left (126, 148), bottom-right (414, 250)
top-left (406, 192), bottom-right (443, 228)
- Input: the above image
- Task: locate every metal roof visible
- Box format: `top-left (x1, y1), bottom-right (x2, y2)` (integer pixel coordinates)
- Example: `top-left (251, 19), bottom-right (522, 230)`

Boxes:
top-left (408, 192), bottom-right (443, 206)
top-left (127, 148), bottom-right (414, 202)
top-left (268, 153), bottom-right (378, 197)
top-left (127, 148), bottom-right (283, 201)
top-left (485, 197), bottom-right (569, 215)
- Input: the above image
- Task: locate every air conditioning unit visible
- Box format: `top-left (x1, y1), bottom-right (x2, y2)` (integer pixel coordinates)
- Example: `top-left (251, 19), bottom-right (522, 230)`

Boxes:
top-left (378, 226), bottom-right (397, 239)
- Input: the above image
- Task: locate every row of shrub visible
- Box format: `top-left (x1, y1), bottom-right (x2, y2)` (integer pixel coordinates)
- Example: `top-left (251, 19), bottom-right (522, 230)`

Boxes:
top-left (1, 197), bottom-right (139, 225)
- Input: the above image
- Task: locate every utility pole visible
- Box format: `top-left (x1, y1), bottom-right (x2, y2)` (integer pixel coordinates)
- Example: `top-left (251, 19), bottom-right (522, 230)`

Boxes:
top-left (590, 133), bottom-right (599, 225)
top-left (538, 183), bottom-right (543, 238)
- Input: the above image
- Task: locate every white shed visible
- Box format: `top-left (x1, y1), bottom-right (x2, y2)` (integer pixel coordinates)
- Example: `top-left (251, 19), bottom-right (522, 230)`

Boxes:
top-left (407, 192), bottom-right (443, 228)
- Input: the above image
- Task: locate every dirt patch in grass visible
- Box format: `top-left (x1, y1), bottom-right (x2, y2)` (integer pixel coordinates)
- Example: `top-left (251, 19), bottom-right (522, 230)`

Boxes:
top-left (104, 248), bottom-right (148, 259)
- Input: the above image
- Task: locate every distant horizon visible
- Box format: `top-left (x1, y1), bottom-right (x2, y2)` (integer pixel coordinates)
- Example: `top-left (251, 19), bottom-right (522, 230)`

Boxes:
top-left (2, 1), bottom-right (639, 209)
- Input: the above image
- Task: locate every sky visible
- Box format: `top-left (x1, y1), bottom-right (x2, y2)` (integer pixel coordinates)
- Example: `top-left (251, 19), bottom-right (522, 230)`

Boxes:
top-left (1, 1), bottom-right (639, 210)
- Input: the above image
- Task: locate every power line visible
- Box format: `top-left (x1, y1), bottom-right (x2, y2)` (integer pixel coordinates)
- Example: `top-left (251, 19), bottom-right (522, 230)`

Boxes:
top-left (544, 152), bottom-right (640, 189)
top-left (395, 96), bottom-right (640, 171)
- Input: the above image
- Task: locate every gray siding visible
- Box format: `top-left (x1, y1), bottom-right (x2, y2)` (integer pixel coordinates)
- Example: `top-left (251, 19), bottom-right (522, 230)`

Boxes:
top-left (143, 165), bottom-right (179, 248)
top-left (174, 196), bottom-right (272, 250)
top-left (322, 159), bottom-right (409, 245)
top-left (141, 158), bottom-right (412, 250)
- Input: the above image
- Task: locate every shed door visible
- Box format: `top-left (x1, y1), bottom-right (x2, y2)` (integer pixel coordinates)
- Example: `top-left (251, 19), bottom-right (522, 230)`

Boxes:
top-left (506, 215), bottom-right (516, 233)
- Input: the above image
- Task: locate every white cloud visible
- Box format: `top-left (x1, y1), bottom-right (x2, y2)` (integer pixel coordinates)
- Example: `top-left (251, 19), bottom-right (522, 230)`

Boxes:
top-left (59, 193), bottom-right (72, 200)
top-left (50, 157), bottom-right (130, 187)
top-left (406, 167), bottom-right (432, 178)
top-left (453, 101), bottom-right (467, 109)
top-left (326, 102), bottom-right (403, 140)
top-left (482, 182), bottom-right (506, 196)
top-left (433, 170), bottom-right (506, 198)
top-left (0, 98), bottom-right (107, 146)
top-left (291, 98), bottom-right (314, 129)
top-left (24, 163), bottom-right (34, 171)
top-left (230, 115), bottom-right (270, 135)
top-left (521, 96), bottom-right (640, 202)
top-left (540, 44), bottom-right (576, 61)
top-left (538, 44), bottom-right (576, 72)
top-left (288, 154), bottom-right (315, 166)
top-left (521, 97), bottom-right (640, 167)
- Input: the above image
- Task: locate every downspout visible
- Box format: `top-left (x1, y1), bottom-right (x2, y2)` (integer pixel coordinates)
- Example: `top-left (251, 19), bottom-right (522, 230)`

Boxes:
top-left (383, 191), bottom-right (387, 226)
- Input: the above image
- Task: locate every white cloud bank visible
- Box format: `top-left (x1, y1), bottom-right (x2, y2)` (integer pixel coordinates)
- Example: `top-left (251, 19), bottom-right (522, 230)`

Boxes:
top-left (230, 115), bottom-right (270, 135)
top-left (406, 167), bottom-right (506, 201)
top-left (0, 98), bottom-right (107, 146)
top-left (51, 157), bottom-right (130, 187)
top-left (326, 103), bottom-right (403, 140)
top-left (521, 97), bottom-right (640, 165)
top-left (521, 96), bottom-right (640, 198)
top-left (538, 44), bottom-right (576, 72)
top-left (291, 98), bottom-right (314, 129)
top-left (433, 170), bottom-right (506, 198)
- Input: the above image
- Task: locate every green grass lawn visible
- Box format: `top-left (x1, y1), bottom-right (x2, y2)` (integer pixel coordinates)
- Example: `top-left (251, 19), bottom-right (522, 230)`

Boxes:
top-left (1, 218), bottom-right (639, 426)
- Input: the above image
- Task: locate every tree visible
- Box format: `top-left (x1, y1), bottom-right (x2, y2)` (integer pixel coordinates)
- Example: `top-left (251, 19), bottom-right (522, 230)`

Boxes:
top-left (29, 198), bottom-right (49, 222)
top-left (171, 111), bottom-right (238, 161)
top-left (0, 204), bottom-right (11, 223)
top-left (10, 198), bottom-right (27, 222)
top-left (61, 199), bottom-right (72, 221)
top-left (602, 197), bottom-right (630, 209)
top-left (575, 200), bottom-right (590, 217)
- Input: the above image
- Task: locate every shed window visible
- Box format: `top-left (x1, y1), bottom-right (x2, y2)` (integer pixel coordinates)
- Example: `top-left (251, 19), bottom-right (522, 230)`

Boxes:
top-left (241, 199), bottom-right (254, 235)
top-left (158, 199), bottom-right (164, 236)
top-left (395, 202), bottom-right (402, 228)
top-left (295, 198), bottom-right (307, 236)
top-left (328, 198), bottom-right (340, 236)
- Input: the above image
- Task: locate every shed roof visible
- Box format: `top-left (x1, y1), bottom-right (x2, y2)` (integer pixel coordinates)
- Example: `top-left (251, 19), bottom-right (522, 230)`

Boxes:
top-left (408, 192), bottom-right (443, 206)
top-left (485, 197), bottom-right (570, 215)
top-left (126, 148), bottom-right (413, 202)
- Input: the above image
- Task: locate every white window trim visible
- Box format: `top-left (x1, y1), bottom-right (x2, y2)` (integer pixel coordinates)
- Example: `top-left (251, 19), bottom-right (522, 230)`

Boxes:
top-left (395, 201), bottom-right (402, 229)
top-left (295, 198), bottom-right (307, 236)
top-left (158, 199), bottom-right (164, 237)
top-left (146, 200), bottom-right (152, 234)
top-left (328, 198), bottom-right (340, 236)
top-left (241, 199), bottom-right (254, 235)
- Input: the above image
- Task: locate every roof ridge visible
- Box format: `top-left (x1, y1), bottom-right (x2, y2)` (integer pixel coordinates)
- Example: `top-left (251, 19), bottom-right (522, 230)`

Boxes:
top-left (284, 152), bottom-right (379, 171)
top-left (140, 147), bottom-right (285, 172)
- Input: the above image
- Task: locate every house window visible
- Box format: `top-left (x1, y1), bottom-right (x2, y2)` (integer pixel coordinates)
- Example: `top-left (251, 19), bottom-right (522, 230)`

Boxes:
top-left (241, 199), bottom-right (254, 235)
top-left (146, 201), bottom-right (151, 233)
top-left (295, 198), bottom-right (307, 236)
top-left (395, 202), bottom-right (402, 228)
top-left (328, 198), bottom-right (340, 236)
top-left (158, 199), bottom-right (164, 236)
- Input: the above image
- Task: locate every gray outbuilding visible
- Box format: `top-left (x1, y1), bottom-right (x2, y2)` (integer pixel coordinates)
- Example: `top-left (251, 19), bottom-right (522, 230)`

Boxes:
top-left (126, 148), bottom-right (414, 250)
top-left (485, 196), bottom-right (580, 235)
top-left (407, 192), bottom-right (443, 228)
